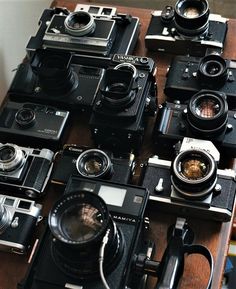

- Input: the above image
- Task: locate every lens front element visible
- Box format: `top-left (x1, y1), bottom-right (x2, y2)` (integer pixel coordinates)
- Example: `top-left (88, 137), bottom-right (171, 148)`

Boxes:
top-left (0, 144), bottom-right (25, 172)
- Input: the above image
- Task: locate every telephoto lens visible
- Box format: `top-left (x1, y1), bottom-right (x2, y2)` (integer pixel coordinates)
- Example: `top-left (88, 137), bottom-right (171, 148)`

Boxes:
top-left (48, 191), bottom-right (124, 279)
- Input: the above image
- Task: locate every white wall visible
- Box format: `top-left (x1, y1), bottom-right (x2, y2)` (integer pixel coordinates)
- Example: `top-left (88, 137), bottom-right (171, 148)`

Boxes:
top-left (0, 0), bottom-right (51, 101)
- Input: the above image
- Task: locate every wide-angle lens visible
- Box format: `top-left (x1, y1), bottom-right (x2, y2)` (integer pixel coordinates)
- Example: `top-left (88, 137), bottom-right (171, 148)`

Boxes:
top-left (171, 149), bottom-right (217, 199)
top-left (76, 149), bottom-right (112, 178)
top-left (174, 0), bottom-right (209, 36)
top-left (64, 11), bottom-right (96, 36)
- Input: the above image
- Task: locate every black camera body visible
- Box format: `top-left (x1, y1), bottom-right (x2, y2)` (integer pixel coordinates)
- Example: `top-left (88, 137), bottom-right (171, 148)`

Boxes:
top-left (0, 194), bottom-right (42, 254)
top-left (0, 143), bottom-right (54, 199)
top-left (18, 177), bottom-right (151, 289)
top-left (0, 100), bottom-right (70, 150)
top-left (140, 138), bottom-right (236, 222)
top-left (8, 50), bottom-right (105, 111)
top-left (145, 0), bottom-right (228, 56)
top-left (51, 145), bottom-right (135, 185)
top-left (153, 90), bottom-right (236, 158)
top-left (26, 4), bottom-right (140, 57)
top-left (165, 54), bottom-right (236, 109)
top-left (89, 54), bottom-right (157, 153)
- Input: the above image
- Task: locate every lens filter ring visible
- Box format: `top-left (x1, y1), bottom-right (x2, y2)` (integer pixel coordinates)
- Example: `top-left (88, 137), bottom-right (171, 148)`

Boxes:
top-left (64, 11), bottom-right (96, 37)
top-left (0, 144), bottom-right (25, 172)
top-left (187, 90), bottom-right (228, 137)
top-left (76, 149), bottom-right (113, 178)
top-left (171, 149), bottom-right (217, 199)
top-left (15, 108), bottom-right (36, 129)
top-left (198, 54), bottom-right (228, 86)
top-left (174, 0), bottom-right (209, 36)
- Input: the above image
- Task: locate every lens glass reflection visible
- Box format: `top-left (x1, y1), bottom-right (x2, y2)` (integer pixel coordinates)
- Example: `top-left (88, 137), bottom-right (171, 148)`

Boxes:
top-left (181, 158), bottom-right (208, 180)
top-left (84, 157), bottom-right (103, 175)
top-left (183, 7), bottom-right (200, 18)
top-left (60, 203), bottom-right (103, 242)
top-left (195, 99), bottom-right (220, 118)
top-left (0, 146), bottom-right (15, 162)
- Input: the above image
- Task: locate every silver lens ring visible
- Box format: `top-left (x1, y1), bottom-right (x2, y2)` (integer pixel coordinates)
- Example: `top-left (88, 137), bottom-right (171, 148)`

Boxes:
top-left (0, 144), bottom-right (25, 172)
top-left (0, 205), bottom-right (11, 234)
top-left (114, 63), bottom-right (137, 79)
top-left (76, 149), bottom-right (112, 178)
top-left (64, 11), bottom-right (96, 37)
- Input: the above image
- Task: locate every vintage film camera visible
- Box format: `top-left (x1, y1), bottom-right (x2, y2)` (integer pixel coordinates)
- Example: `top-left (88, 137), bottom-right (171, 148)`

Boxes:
top-left (153, 90), bottom-right (236, 159)
top-left (145, 0), bottom-right (228, 56)
top-left (0, 143), bottom-right (54, 198)
top-left (8, 49), bottom-right (105, 111)
top-left (18, 177), bottom-right (152, 289)
top-left (26, 4), bottom-right (140, 57)
top-left (140, 138), bottom-right (236, 222)
top-left (165, 54), bottom-right (236, 109)
top-left (0, 194), bottom-right (42, 254)
top-left (51, 145), bottom-right (135, 185)
top-left (89, 54), bottom-right (157, 153)
top-left (0, 100), bottom-right (70, 150)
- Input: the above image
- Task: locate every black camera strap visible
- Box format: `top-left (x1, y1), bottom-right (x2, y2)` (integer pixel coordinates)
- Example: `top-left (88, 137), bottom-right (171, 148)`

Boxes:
top-left (184, 244), bottom-right (214, 289)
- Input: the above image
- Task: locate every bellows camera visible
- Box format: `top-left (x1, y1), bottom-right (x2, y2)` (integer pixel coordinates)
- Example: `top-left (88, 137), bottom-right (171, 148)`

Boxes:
top-left (0, 100), bottom-right (70, 150)
top-left (51, 145), bottom-right (135, 185)
top-left (153, 90), bottom-right (236, 158)
top-left (140, 138), bottom-right (236, 222)
top-left (89, 54), bottom-right (157, 153)
top-left (0, 194), bottom-right (42, 254)
top-left (145, 0), bottom-right (228, 56)
top-left (165, 54), bottom-right (236, 109)
top-left (26, 4), bottom-right (140, 57)
top-left (0, 143), bottom-right (54, 198)
top-left (18, 177), bottom-right (151, 289)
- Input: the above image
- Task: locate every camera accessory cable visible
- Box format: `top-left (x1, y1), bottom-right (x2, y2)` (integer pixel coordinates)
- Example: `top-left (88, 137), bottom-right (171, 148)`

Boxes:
top-left (99, 229), bottom-right (111, 289)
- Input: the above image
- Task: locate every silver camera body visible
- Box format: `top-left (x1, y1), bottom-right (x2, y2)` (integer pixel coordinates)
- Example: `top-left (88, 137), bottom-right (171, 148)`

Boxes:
top-left (0, 143), bottom-right (54, 198)
top-left (0, 194), bottom-right (42, 254)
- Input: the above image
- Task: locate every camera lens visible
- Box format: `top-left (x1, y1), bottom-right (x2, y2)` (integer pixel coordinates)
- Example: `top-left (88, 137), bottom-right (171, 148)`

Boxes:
top-left (174, 0), bottom-right (209, 36)
top-left (31, 49), bottom-right (77, 95)
top-left (0, 204), bottom-right (11, 234)
top-left (65, 11), bottom-right (96, 36)
top-left (76, 149), bottom-right (113, 179)
top-left (101, 65), bottom-right (136, 109)
top-left (15, 108), bottom-right (36, 128)
top-left (0, 144), bottom-right (25, 172)
top-left (198, 55), bottom-right (228, 87)
top-left (171, 149), bottom-right (217, 199)
top-left (187, 90), bottom-right (228, 137)
top-left (49, 191), bottom-right (124, 278)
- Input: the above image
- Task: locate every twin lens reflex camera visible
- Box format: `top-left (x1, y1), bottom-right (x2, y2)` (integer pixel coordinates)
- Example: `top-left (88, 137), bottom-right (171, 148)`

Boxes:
top-left (18, 177), bottom-right (152, 289)
top-left (145, 0), bottom-right (228, 56)
top-left (141, 138), bottom-right (236, 222)
top-left (51, 145), bottom-right (135, 185)
top-left (26, 4), bottom-right (140, 57)
top-left (0, 143), bottom-right (54, 198)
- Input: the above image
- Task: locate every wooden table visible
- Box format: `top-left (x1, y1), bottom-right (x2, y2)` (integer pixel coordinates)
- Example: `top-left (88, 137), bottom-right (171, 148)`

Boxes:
top-left (1, 1), bottom-right (236, 289)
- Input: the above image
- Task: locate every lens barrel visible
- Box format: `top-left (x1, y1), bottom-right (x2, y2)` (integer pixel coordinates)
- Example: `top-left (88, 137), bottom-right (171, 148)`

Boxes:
top-left (198, 55), bottom-right (228, 87)
top-left (48, 191), bottom-right (124, 279)
top-left (0, 144), bottom-right (25, 172)
top-left (171, 149), bottom-right (217, 199)
top-left (174, 0), bottom-right (210, 36)
top-left (187, 90), bottom-right (228, 138)
top-left (31, 49), bottom-right (77, 95)
top-left (15, 108), bottom-right (36, 129)
top-left (76, 149), bottom-right (113, 179)
top-left (64, 11), bottom-right (96, 37)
